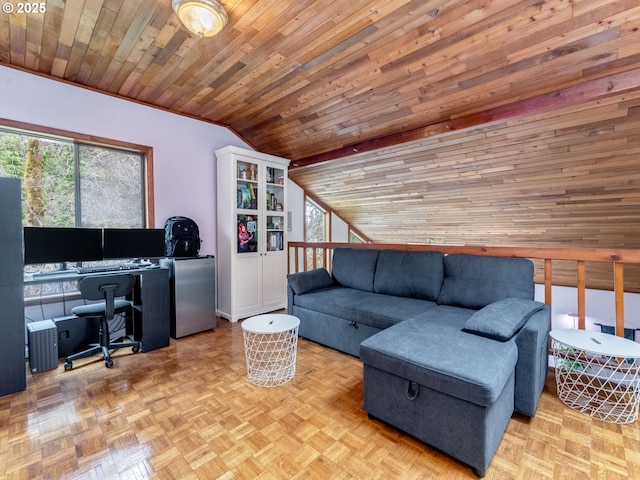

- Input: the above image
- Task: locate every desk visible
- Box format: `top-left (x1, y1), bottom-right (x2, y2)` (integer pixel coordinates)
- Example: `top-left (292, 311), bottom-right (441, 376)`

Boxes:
top-left (550, 329), bottom-right (640, 424)
top-left (24, 267), bottom-right (170, 353)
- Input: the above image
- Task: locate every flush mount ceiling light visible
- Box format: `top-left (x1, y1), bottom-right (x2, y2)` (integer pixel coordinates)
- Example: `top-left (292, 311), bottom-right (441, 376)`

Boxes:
top-left (172, 0), bottom-right (228, 38)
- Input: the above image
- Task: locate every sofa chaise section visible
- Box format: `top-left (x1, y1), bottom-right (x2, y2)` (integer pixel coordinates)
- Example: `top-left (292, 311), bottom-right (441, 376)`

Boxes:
top-left (360, 313), bottom-right (518, 478)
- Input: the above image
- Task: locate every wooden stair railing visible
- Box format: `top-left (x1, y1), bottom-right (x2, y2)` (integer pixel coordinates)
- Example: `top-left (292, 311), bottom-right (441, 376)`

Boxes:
top-left (288, 242), bottom-right (640, 338)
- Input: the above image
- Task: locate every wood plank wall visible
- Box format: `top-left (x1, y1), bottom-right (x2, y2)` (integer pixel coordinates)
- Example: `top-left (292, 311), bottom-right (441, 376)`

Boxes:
top-left (288, 92), bottom-right (640, 292)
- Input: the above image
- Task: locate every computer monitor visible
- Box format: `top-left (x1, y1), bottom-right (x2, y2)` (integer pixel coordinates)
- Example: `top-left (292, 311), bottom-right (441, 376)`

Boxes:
top-left (23, 227), bottom-right (103, 265)
top-left (102, 228), bottom-right (166, 260)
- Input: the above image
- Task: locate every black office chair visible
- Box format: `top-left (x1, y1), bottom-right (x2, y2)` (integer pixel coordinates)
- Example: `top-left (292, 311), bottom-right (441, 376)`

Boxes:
top-left (65, 274), bottom-right (141, 370)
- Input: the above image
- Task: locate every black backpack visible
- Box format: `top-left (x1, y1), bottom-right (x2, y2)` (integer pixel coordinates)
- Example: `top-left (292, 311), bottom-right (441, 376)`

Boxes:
top-left (164, 216), bottom-right (201, 257)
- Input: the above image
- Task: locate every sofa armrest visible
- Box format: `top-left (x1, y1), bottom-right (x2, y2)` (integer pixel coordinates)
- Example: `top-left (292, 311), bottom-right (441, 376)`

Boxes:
top-left (287, 268), bottom-right (334, 312)
top-left (287, 283), bottom-right (295, 314)
top-left (512, 305), bottom-right (551, 416)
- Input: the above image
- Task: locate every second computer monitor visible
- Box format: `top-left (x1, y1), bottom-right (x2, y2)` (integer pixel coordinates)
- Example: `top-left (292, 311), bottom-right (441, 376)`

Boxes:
top-left (103, 228), bottom-right (166, 260)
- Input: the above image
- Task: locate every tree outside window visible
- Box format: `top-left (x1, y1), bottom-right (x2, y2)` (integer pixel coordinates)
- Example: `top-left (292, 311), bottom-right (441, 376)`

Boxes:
top-left (350, 230), bottom-right (364, 243)
top-left (78, 144), bottom-right (144, 228)
top-left (305, 198), bottom-right (326, 268)
top-left (305, 198), bottom-right (325, 242)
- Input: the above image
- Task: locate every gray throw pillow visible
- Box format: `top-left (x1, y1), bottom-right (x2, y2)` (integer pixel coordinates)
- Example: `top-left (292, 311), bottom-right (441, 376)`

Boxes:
top-left (463, 298), bottom-right (545, 341)
top-left (287, 268), bottom-right (334, 295)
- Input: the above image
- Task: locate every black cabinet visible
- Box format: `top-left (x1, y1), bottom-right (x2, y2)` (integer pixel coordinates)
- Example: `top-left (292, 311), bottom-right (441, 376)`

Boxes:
top-left (132, 267), bottom-right (170, 351)
top-left (0, 177), bottom-right (26, 397)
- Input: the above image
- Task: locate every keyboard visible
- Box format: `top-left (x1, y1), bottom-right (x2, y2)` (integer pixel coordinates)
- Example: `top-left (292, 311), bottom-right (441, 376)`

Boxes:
top-left (77, 263), bottom-right (143, 274)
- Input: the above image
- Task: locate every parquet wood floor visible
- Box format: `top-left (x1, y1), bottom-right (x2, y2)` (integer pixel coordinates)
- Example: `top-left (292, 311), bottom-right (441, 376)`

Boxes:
top-left (2, 318), bottom-right (640, 479)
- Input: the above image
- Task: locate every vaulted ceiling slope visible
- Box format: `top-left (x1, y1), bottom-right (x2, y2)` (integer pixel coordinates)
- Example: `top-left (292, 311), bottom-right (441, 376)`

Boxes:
top-left (1, 0), bottom-right (638, 162)
top-left (2, 1), bottom-right (640, 271)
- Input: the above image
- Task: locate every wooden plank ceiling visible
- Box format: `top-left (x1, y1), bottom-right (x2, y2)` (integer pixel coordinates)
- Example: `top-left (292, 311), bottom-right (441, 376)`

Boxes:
top-left (2, 0), bottom-right (640, 289)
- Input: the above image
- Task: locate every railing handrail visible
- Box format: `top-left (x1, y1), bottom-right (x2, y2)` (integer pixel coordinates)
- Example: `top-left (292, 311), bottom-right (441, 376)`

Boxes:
top-left (288, 242), bottom-right (640, 263)
top-left (288, 242), bottom-right (640, 338)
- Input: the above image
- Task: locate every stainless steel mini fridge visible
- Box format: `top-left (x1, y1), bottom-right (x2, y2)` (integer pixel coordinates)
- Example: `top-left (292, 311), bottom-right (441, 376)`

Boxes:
top-left (160, 256), bottom-right (216, 338)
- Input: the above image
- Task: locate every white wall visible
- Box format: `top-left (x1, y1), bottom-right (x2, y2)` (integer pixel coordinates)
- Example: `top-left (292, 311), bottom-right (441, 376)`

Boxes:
top-left (285, 180), bottom-right (350, 243)
top-left (331, 213), bottom-right (349, 242)
top-left (287, 179), bottom-right (305, 242)
top-left (535, 284), bottom-right (640, 334)
top-left (0, 65), bottom-right (251, 256)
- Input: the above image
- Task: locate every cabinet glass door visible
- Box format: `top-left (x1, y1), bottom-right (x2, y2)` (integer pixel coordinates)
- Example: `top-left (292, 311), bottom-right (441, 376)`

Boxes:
top-left (265, 164), bottom-right (285, 252)
top-left (237, 214), bottom-right (258, 253)
top-left (236, 160), bottom-right (258, 210)
top-left (266, 215), bottom-right (284, 251)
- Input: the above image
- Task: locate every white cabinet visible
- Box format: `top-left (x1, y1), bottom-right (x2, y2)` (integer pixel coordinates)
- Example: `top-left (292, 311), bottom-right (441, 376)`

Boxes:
top-left (215, 146), bottom-right (290, 322)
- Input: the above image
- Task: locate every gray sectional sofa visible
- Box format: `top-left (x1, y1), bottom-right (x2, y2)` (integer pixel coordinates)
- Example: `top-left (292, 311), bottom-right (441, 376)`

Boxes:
top-left (286, 247), bottom-right (551, 477)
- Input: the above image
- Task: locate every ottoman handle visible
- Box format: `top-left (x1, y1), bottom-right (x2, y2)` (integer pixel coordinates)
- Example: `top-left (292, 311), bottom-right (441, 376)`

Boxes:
top-left (406, 381), bottom-right (419, 400)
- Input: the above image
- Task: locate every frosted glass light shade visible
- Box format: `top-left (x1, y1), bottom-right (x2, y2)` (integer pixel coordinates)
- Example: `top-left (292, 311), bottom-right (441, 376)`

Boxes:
top-left (172, 0), bottom-right (228, 38)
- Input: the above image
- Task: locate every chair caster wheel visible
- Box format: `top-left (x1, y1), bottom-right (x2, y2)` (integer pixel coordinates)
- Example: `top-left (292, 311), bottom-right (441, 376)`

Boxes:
top-left (64, 361), bottom-right (73, 370)
top-left (132, 345), bottom-right (140, 353)
top-left (105, 359), bottom-right (114, 368)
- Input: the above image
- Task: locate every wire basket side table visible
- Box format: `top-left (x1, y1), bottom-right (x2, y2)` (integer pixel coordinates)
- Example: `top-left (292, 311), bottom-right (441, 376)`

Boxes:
top-left (550, 329), bottom-right (640, 424)
top-left (241, 314), bottom-right (300, 387)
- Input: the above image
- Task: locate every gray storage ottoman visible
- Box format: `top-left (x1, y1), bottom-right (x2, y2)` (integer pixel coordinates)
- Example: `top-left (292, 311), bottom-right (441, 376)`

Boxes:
top-left (360, 317), bottom-right (518, 478)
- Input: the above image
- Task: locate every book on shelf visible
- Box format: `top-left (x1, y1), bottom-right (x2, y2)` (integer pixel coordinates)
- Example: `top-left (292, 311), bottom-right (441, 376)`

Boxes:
top-left (266, 231), bottom-right (284, 251)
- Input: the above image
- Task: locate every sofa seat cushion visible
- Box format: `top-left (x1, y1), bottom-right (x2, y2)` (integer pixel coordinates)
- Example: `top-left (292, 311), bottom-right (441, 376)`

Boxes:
top-left (293, 286), bottom-right (437, 330)
top-left (410, 304), bottom-right (477, 331)
top-left (360, 316), bottom-right (518, 407)
top-left (373, 249), bottom-right (444, 301)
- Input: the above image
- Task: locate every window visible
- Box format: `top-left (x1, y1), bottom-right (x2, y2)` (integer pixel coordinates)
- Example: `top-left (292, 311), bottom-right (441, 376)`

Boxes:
top-left (1, 123), bottom-right (152, 297)
top-left (350, 230), bottom-right (365, 243)
top-left (0, 127), bottom-right (147, 229)
top-left (305, 198), bottom-right (326, 242)
top-left (77, 144), bottom-right (145, 228)
top-left (305, 198), bottom-right (326, 269)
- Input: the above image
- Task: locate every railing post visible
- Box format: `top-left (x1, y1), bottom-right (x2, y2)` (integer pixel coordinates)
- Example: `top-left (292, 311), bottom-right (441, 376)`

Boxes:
top-left (615, 262), bottom-right (625, 337)
top-left (544, 258), bottom-right (552, 306)
top-left (577, 260), bottom-right (586, 330)
top-left (544, 258), bottom-right (553, 329)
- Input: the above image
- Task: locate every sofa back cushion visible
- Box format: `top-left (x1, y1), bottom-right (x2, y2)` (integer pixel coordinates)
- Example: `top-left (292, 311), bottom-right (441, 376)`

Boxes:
top-left (437, 254), bottom-right (534, 309)
top-left (373, 250), bottom-right (444, 301)
top-left (332, 248), bottom-right (380, 292)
